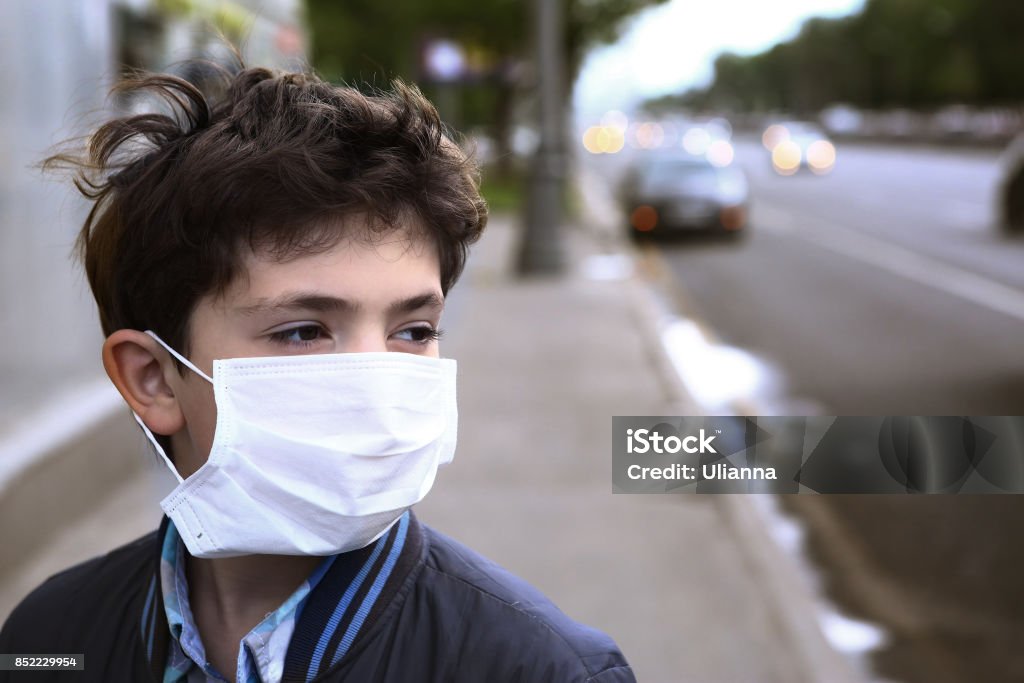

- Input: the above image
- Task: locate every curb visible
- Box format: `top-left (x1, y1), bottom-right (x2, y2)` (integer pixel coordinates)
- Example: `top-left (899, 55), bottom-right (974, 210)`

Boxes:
top-left (626, 244), bottom-right (867, 683)
top-left (720, 495), bottom-right (866, 683)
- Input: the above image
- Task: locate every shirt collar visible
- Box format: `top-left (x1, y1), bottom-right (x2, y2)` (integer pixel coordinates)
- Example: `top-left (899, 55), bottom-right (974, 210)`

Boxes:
top-left (159, 520), bottom-right (336, 683)
top-left (143, 512), bottom-right (422, 683)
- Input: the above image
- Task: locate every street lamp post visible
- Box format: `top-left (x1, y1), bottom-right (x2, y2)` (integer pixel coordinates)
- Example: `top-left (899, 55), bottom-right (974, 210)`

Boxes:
top-left (516, 0), bottom-right (567, 276)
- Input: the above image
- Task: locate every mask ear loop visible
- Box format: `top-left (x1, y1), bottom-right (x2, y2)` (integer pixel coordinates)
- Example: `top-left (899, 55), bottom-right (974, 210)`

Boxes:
top-left (144, 330), bottom-right (214, 383)
top-left (130, 330), bottom-right (215, 484)
top-left (133, 412), bottom-right (184, 485)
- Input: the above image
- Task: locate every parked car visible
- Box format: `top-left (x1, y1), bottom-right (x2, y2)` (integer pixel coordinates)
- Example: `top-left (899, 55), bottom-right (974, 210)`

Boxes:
top-left (620, 154), bottom-right (750, 240)
top-left (998, 132), bottom-right (1024, 235)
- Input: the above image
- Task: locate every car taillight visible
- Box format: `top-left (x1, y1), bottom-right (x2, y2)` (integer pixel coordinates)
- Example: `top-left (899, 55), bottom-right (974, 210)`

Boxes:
top-left (631, 205), bottom-right (658, 232)
top-left (719, 206), bottom-right (746, 231)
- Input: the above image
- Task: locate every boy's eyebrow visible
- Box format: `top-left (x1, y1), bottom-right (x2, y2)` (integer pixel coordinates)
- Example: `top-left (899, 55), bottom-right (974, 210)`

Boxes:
top-left (236, 291), bottom-right (445, 316)
top-left (386, 292), bottom-right (446, 315)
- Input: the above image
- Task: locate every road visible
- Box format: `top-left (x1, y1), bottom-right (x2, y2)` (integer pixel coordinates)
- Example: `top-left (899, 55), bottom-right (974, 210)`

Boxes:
top-left (589, 137), bottom-right (1024, 415)
top-left (580, 137), bottom-right (1024, 682)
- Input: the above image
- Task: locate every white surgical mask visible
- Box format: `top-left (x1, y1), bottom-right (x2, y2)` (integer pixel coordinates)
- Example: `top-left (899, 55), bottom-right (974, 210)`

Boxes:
top-left (133, 331), bottom-right (457, 558)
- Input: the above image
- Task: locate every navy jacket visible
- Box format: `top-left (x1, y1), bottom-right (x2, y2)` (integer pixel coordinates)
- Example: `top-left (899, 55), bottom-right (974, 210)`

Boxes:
top-left (0, 513), bottom-right (634, 682)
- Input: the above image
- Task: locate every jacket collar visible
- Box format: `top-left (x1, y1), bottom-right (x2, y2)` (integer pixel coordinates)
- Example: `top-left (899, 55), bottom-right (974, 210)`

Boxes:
top-left (139, 512), bottom-right (426, 683)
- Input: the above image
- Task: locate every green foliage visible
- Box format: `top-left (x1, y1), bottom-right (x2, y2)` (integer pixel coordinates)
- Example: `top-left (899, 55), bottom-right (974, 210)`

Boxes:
top-left (305, 0), bottom-right (669, 130)
top-left (674, 0), bottom-right (1024, 113)
top-left (479, 165), bottom-right (526, 213)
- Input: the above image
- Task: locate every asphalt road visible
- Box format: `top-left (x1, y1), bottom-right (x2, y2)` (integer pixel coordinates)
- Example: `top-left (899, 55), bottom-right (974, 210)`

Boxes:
top-left (579, 137), bottom-right (1024, 682)
top-left (627, 137), bottom-right (1024, 415)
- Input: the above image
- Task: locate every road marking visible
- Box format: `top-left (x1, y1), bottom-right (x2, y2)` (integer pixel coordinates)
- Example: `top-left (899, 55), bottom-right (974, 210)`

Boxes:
top-left (758, 205), bottom-right (1024, 323)
top-left (945, 198), bottom-right (994, 230)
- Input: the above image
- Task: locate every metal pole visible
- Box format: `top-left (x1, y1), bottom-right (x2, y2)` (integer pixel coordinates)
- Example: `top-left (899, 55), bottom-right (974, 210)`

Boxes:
top-left (516, 0), bottom-right (567, 275)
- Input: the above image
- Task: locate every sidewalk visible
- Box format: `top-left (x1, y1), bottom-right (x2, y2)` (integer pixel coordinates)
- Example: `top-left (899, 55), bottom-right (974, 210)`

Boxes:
top-left (0, 213), bottom-right (860, 683)
top-left (418, 215), bottom-right (859, 682)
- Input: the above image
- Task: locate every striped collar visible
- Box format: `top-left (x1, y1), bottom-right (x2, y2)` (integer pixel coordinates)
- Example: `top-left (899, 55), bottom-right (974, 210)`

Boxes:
top-left (140, 512), bottom-right (422, 683)
top-left (160, 520), bottom-right (337, 683)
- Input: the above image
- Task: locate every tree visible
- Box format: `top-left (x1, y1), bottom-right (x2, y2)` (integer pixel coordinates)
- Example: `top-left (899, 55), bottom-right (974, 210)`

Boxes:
top-left (306, 0), bottom-right (669, 176)
top-left (663, 0), bottom-right (1024, 114)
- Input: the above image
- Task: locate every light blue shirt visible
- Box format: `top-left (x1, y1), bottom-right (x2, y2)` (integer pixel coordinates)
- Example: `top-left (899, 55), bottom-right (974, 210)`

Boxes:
top-left (159, 521), bottom-right (336, 683)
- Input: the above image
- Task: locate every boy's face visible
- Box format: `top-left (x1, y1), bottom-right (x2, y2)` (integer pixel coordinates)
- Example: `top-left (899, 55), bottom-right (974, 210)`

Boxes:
top-left (166, 225), bottom-right (445, 480)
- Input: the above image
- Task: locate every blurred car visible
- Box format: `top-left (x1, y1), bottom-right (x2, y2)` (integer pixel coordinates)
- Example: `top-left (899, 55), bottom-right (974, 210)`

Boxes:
top-left (620, 154), bottom-right (750, 240)
top-left (997, 132), bottom-right (1024, 235)
top-left (761, 120), bottom-right (836, 175)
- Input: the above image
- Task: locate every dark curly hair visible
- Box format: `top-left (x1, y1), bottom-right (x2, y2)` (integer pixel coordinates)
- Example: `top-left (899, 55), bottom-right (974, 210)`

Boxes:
top-left (46, 64), bottom-right (488, 358)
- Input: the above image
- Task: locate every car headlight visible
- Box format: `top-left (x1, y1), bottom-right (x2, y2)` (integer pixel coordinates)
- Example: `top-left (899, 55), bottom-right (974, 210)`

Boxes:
top-left (806, 140), bottom-right (836, 173)
top-left (771, 140), bottom-right (802, 175)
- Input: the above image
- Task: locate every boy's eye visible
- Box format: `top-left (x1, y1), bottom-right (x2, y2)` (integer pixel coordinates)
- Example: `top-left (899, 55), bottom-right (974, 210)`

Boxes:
top-left (394, 326), bottom-right (443, 345)
top-left (269, 324), bottom-right (325, 346)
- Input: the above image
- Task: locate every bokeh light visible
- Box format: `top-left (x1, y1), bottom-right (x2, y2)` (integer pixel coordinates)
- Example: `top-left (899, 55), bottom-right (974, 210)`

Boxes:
top-left (582, 125), bottom-right (626, 154)
top-left (762, 124), bottom-right (790, 151)
top-left (682, 127), bottom-right (711, 155)
top-left (600, 126), bottom-right (625, 153)
top-left (707, 139), bottom-right (734, 167)
top-left (630, 205), bottom-right (659, 232)
top-left (771, 139), bottom-right (801, 175)
top-left (807, 140), bottom-right (837, 174)
top-left (705, 118), bottom-right (733, 141)
top-left (632, 122), bottom-right (665, 149)
top-left (719, 206), bottom-right (746, 231)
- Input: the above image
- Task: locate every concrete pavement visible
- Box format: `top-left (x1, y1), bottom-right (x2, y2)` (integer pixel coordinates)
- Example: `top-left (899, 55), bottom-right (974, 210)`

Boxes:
top-left (0, 213), bottom-right (862, 682)
top-left (417, 215), bottom-right (861, 682)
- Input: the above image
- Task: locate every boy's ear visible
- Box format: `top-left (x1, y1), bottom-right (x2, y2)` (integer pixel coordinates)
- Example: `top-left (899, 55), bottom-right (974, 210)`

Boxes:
top-left (102, 329), bottom-right (186, 437)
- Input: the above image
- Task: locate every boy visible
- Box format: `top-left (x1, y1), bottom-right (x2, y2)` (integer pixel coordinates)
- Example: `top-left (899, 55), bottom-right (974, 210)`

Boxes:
top-left (0, 66), bottom-right (634, 682)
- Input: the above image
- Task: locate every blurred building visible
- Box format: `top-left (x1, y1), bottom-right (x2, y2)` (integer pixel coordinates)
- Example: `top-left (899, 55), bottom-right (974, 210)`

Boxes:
top-left (0, 1), bottom-right (309, 596)
top-left (0, 0), bottom-right (307, 430)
